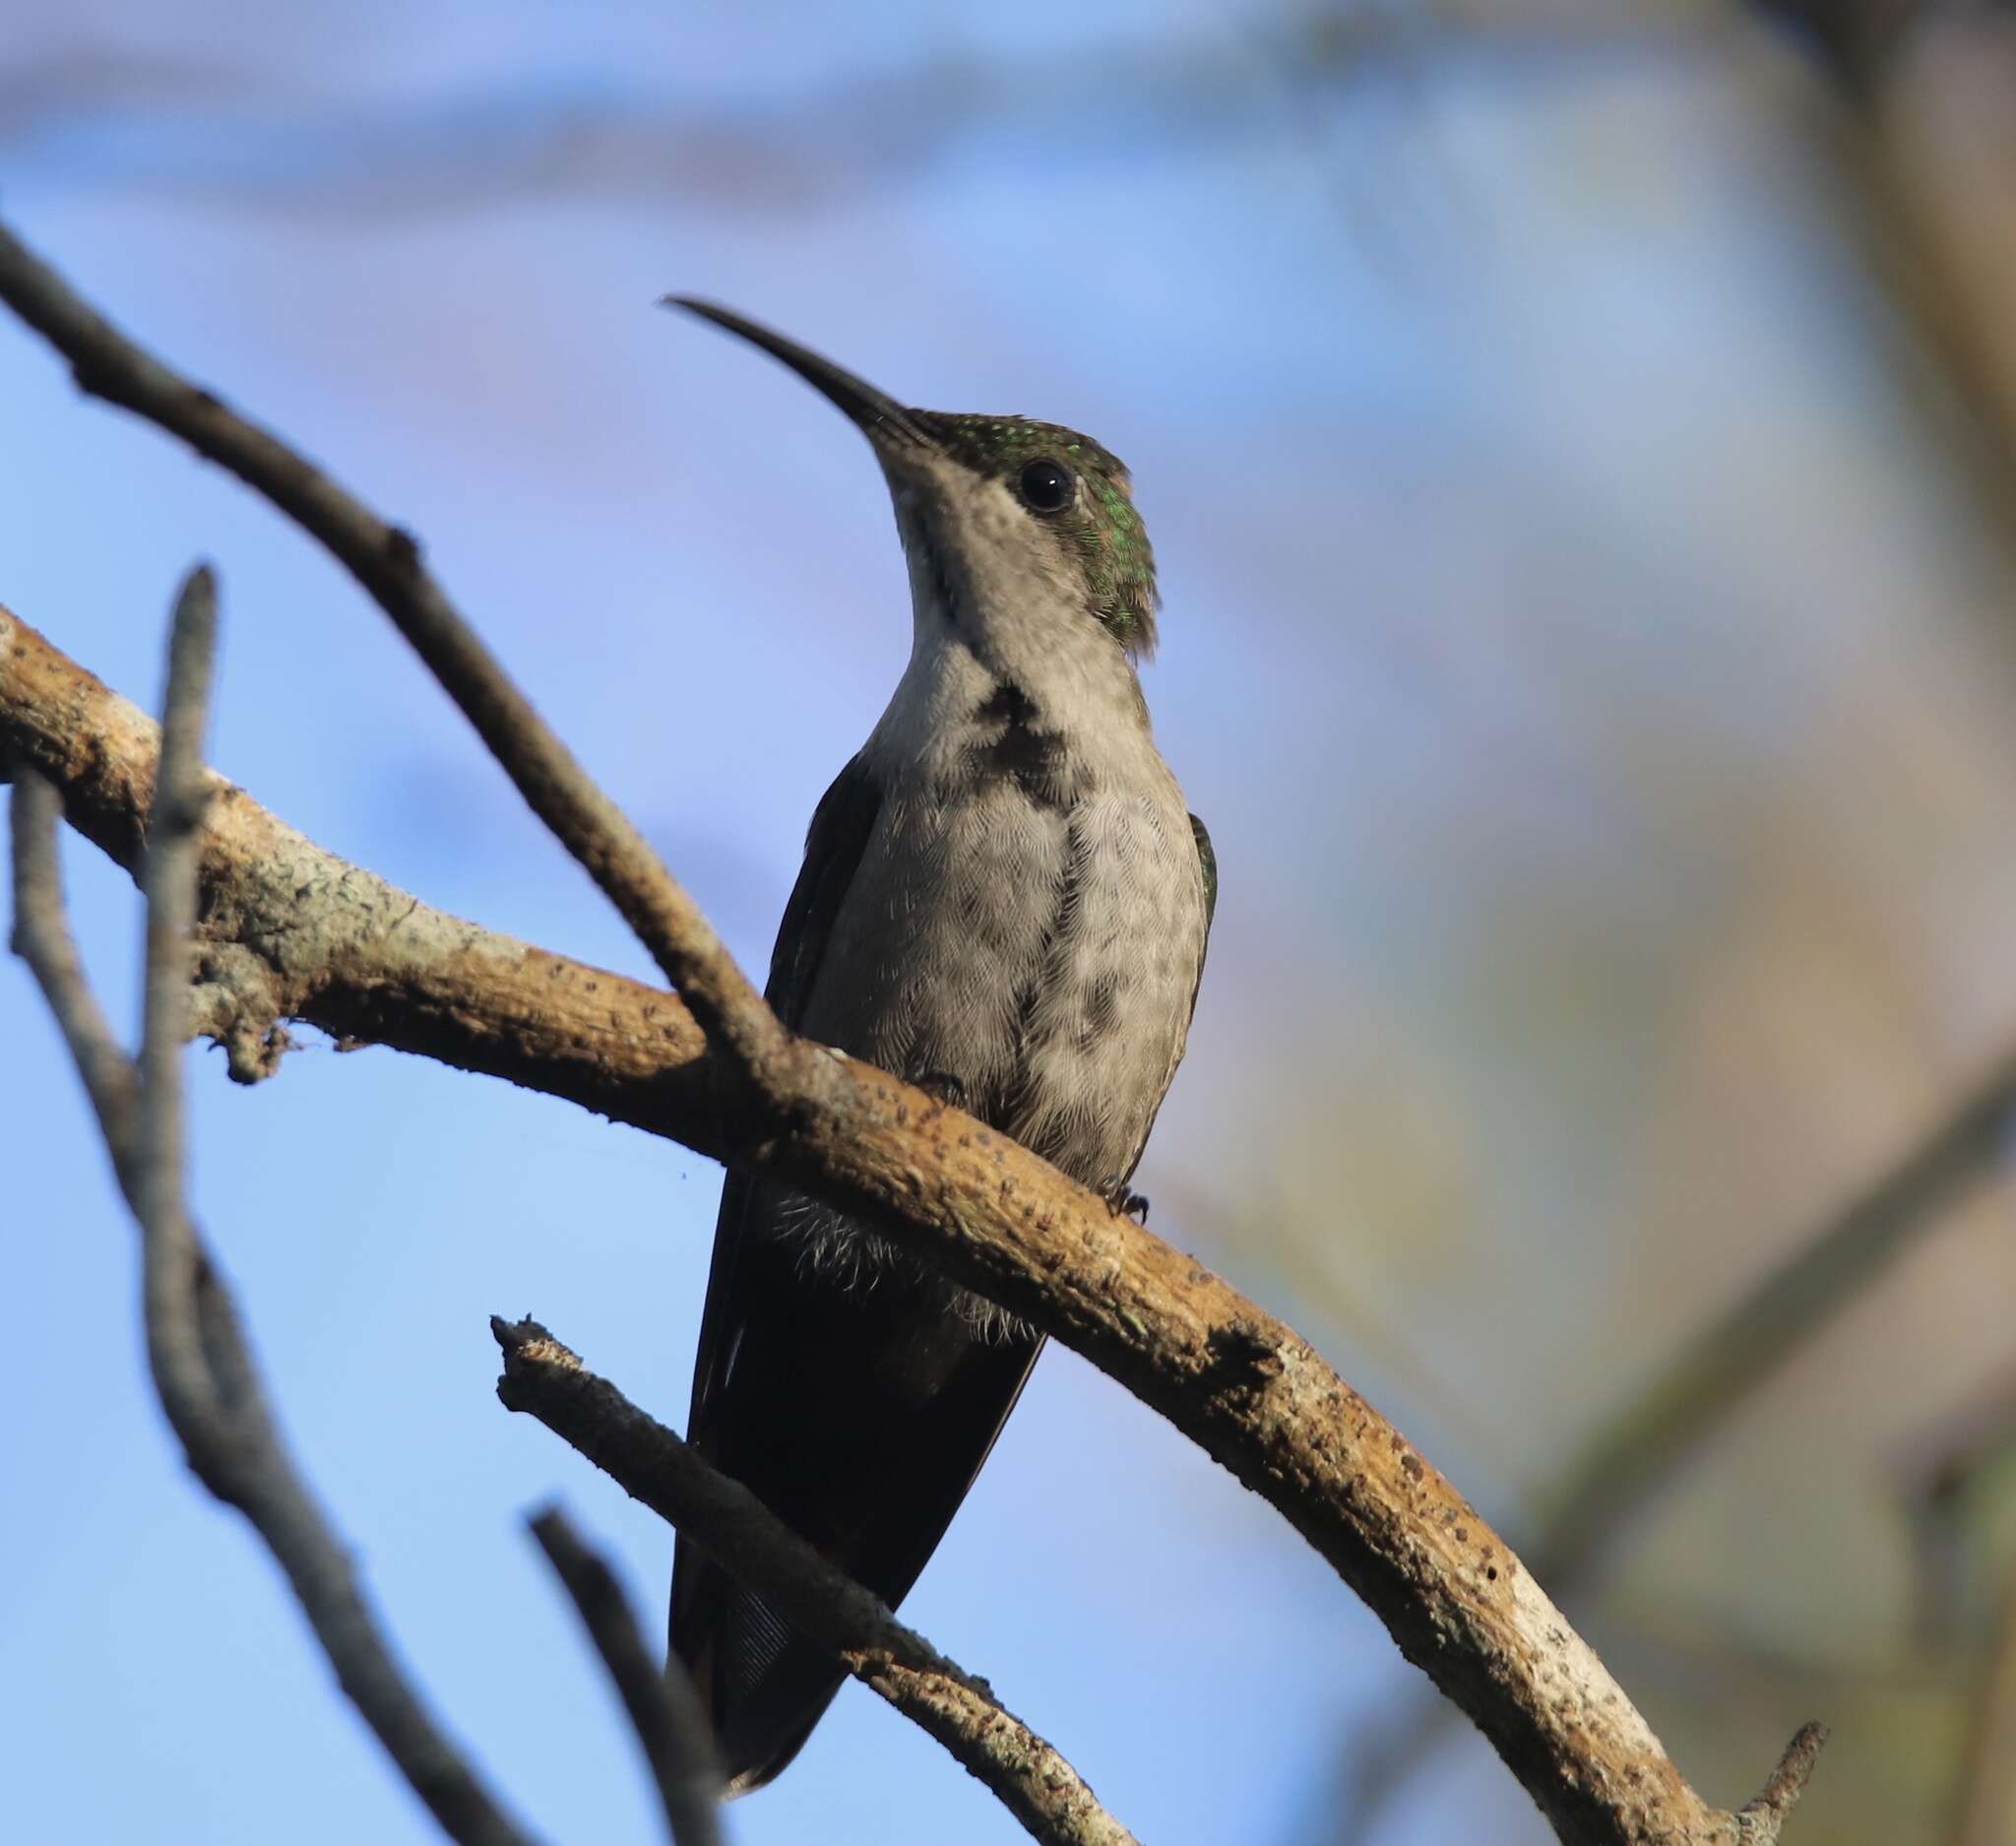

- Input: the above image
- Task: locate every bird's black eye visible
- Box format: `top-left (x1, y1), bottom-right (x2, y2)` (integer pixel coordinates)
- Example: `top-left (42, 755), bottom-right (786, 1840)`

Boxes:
top-left (1017, 457), bottom-right (1075, 515)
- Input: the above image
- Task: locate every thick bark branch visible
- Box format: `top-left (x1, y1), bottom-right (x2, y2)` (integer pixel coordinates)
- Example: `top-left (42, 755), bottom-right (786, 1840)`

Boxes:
top-left (0, 213), bottom-right (1828, 1841)
top-left (499, 1321), bottom-right (1137, 1846)
top-left (1, 604), bottom-right (710, 1106)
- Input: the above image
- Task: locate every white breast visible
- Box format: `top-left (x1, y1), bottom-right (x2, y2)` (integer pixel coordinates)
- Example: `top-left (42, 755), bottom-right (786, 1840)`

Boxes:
top-left (806, 638), bottom-right (1205, 1187)
top-left (783, 594), bottom-right (1207, 1320)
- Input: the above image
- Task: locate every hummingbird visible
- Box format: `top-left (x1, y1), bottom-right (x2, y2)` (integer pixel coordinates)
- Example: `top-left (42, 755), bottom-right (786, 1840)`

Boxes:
top-left (665, 300), bottom-right (1216, 1793)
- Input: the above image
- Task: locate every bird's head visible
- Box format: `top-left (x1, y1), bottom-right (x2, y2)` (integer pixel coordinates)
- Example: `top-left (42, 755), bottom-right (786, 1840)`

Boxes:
top-left (669, 299), bottom-right (1160, 662)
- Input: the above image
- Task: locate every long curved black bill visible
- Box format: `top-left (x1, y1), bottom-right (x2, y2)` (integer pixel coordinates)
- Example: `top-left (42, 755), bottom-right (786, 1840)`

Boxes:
top-left (665, 297), bottom-right (935, 452)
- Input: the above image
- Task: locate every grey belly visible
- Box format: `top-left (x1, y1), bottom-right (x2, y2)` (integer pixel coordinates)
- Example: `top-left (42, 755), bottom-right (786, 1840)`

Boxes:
top-left (787, 778), bottom-right (1204, 1296)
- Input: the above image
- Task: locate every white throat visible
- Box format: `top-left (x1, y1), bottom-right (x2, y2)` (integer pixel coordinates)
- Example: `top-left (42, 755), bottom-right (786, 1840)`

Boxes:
top-left (871, 457), bottom-right (1153, 765)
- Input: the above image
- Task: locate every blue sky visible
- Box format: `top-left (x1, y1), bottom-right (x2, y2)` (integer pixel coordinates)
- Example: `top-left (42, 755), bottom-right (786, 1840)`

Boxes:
top-left (8, 6), bottom-right (2016, 1843)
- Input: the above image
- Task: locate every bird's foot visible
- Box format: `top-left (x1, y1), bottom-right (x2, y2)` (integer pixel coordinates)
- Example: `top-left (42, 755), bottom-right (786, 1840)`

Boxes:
top-left (908, 1069), bottom-right (973, 1114)
top-left (1102, 1179), bottom-right (1151, 1224)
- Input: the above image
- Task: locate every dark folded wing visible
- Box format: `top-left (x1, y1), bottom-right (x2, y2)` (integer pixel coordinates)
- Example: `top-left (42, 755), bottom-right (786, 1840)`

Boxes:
top-left (679, 754), bottom-right (884, 1423)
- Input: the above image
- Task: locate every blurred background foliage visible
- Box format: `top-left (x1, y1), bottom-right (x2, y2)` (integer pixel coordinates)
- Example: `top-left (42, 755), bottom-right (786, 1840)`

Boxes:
top-left (6, 1), bottom-right (2016, 1841)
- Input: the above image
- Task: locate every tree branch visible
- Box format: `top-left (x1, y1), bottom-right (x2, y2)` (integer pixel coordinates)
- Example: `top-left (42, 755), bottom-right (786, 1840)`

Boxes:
top-left (9, 640), bottom-right (536, 1846)
top-left (527, 1507), bottom-right (724, 1846)
top-left (500, 1320), bottom-right (1136, 1846)
top-left (0, 217), bottom-right (783, 1090)
top-left (135, 565), bottom-right (235, 1492)
top-left (1738, 1723), bottom-right (1831, 1843)
top-left (0, 221), bottom-right (1828, 1841)
top-left (6, 770), bottom-right (141, 1177)
top-left (0, 605), bottom-right (709, 1099)
top-left (1, 581), bottom-right (1830, 1846)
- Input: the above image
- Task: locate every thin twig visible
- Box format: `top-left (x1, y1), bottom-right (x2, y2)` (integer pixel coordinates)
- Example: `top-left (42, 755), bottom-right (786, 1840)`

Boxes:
top-left (0, 215), bottom-right (783, 1089)
top-left (8, 599), bottom-right (536, 1846)
top-left (498, 1319), bottom-right (1137, 1846)
top-left (6, 773), bottom-right (141, 1176)
top-left (135, 565), bottom-right (230, 1473)
top-left (528, 1507), bottom-right (724, 1846)
top-left (1737, 1722), bottom-right (1830, 1846)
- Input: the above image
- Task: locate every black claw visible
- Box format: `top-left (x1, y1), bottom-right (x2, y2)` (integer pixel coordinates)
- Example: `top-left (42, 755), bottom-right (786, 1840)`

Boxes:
top-left (909, 1069), bottom-right (972, 1113)
top-left (1102, 1181), bottom-right (1150, 1223)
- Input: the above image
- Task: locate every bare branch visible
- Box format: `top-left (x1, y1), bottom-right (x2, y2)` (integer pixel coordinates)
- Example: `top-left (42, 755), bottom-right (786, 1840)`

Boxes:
top-left (0, 226), bottom-right (1833, 1838)
top-left (0, 215), bottom-right (783, 1087)
top-left (1739, 6), bottom-right (2016, 629)
top-left (0, 606), bottom-right (709, 1100)
top-left (135, 564), bottom-right (230, 1471)
top-left (1738, 1722), bottom-right (1830, 1846)
top-left (7, 772), bottom-right (140, 1175)
top-left (8, 596), bottom-right (536, 1846)
top-left (497, 1319), bottom-right (1137, 1846)
top-left (527, 1507), bottom-right (724, 1846)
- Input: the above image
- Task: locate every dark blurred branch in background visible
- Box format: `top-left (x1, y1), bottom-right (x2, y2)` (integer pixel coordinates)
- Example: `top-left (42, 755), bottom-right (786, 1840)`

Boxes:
top-left (1754, 1), bottom-right (2016, 609)
top-left (1900, 1362), bottom-right (2016, 1648)
top-left (1951, 1577), bottom-right (2016, 1846)
top-left (1751, 8), bottom-right (2016, 1835)
top-left (1891, 1369), bottom-right (2016, 1844)
top-left (1534, 1048), bottom-right (2016, 1590)
top-left (1335, 1036), bottom-right (2016, 1839)
top-left (1326, 7), bottom-right (2016, 1833)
